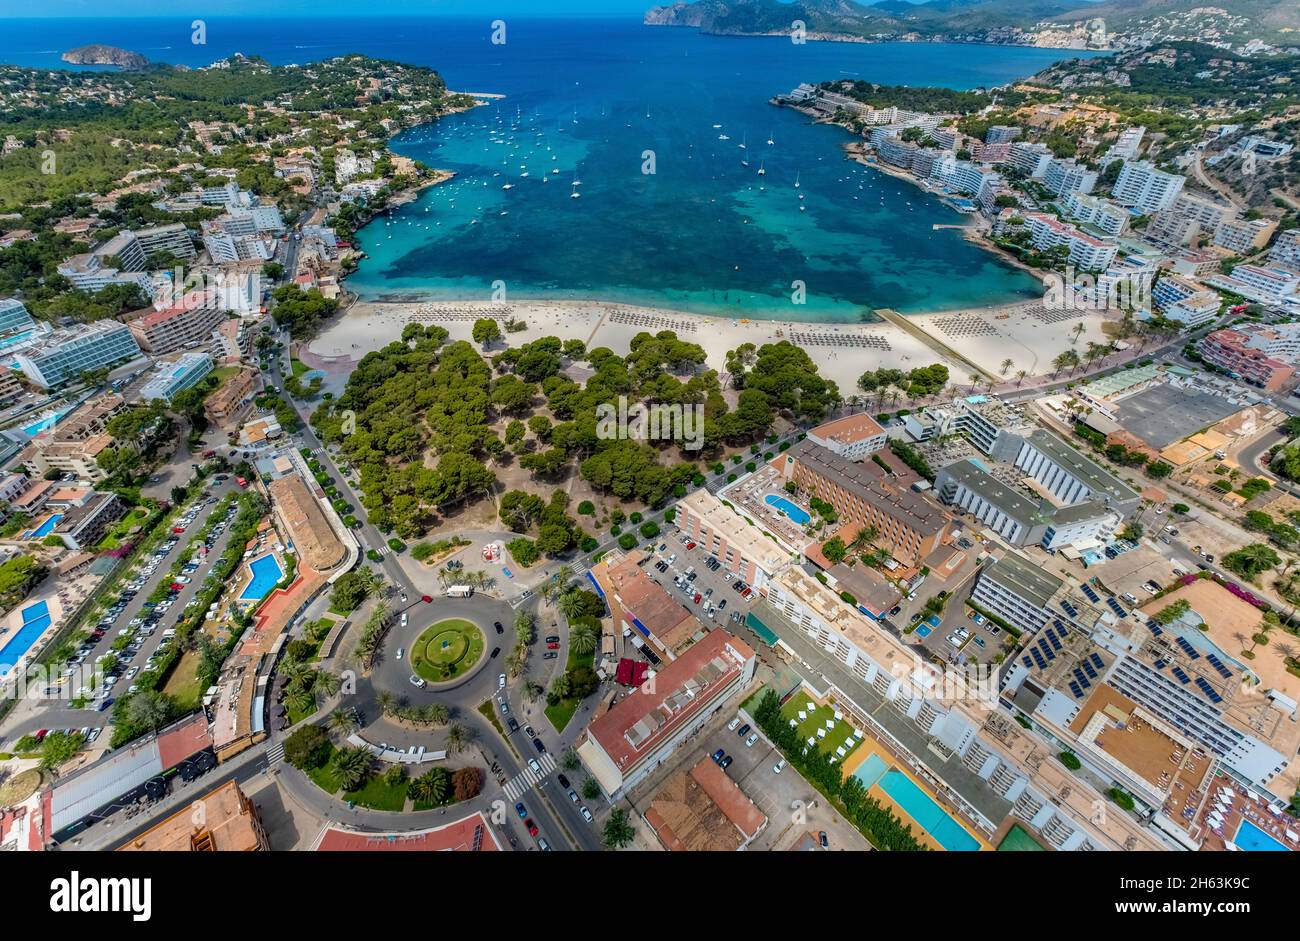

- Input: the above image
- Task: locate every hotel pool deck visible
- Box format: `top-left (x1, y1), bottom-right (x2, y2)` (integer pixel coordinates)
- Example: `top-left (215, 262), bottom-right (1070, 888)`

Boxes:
top-left (1234, 819), bottom-right (1290, 852)
top-left (843, 739), bottom-right (986, 852)
top-left (720, 466), bottom-right (816, 552)
top-left (0, 598), bottom-right (57, 677)
top-left (239, 552), bottom-right (286, 603)
top-left (23, 513), bottom-right (62, 539)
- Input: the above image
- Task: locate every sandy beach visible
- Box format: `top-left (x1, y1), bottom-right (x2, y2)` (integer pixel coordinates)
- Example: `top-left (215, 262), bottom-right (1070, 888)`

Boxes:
top-left (305, 296), bottom-right (1115, 395)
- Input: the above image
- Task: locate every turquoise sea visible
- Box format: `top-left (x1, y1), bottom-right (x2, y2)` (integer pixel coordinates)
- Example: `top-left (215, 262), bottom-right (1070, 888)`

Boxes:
top-left (0, 16), bottom-right (1102, 320)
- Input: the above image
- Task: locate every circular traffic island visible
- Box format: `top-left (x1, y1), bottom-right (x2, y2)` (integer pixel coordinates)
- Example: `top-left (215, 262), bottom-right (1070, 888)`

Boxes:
top-left (409, 619), bottom-right (486, 683)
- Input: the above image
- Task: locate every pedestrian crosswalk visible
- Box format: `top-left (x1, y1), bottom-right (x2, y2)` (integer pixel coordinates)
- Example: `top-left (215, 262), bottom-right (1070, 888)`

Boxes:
top-left (266, 740), bottom-right (285, 767)
top-left (502, 751), bottom-right (557, 801)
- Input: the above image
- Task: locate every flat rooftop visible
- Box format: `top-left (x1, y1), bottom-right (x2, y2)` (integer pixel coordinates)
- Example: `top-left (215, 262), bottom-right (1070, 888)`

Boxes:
top-left (982, 550), bottom-right (1063, 610)
top-left (118, 780), bottom-right (264, 851)
top-left (1115, 383), bottom-right (1240, 451)
top-left (1024, 430), bottom-right (1141, 507)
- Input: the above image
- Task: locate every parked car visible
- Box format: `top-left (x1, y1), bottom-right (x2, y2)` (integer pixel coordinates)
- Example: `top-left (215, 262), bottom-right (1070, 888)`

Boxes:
top-left (408, 674), bottom-right (426, 689)
top-left (736, 723), bottom-right (751, 737)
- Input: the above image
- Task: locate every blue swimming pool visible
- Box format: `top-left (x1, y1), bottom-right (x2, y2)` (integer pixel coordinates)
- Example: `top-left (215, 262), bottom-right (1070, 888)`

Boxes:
top-left (0, 601), bottom-right (53, 676)
top-left (765, 494), bottom-right (811, 526)
top-left (878, 768), bottom-right (981, 851)
top-left (24, 513), bottom-right (62, 539)
top-left (1234, 819), bottom-right (1290, 852)
top-left (21, 407), bottom-right (69, 438)
top-left (239, 553), bottom-right (285, 602)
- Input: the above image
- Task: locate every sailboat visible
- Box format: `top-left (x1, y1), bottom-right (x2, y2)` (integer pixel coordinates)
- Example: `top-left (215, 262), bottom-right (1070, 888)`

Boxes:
top-left (570, 173), bottom-right (581, 199)
top-left (767, 130), bottom-right (775, 146)
top-left (739, 133), bottom-right (747, 150)
top-left (794, 171), bottom-right (801, 189)
top-left (757, 158), bottom-right (765, 176)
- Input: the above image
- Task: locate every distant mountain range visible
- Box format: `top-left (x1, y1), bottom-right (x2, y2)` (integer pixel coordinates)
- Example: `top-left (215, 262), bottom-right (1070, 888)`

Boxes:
top-left (643, 0), bottom-right (1298, 44)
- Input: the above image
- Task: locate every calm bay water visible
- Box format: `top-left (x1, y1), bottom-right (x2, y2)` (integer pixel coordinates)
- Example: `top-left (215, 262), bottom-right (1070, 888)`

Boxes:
top-left (0, 17), bottom-right (1101, 320)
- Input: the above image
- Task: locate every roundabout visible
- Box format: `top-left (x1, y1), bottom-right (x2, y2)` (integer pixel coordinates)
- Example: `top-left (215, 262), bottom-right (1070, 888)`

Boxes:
top-left (409, 618), bottom-right (485, 683)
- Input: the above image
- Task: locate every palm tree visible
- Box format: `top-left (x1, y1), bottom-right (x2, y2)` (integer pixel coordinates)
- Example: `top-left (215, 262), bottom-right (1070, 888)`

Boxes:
top-left (279, 659), bottom-right (311, 685)
top-left (426, 702), bottom-right (450, 726)
top-left (570, 623), bottom-right (597, 656)
top-left (353, 566), bottom-right (384, 600)
top-left (505, 646), bottom-right (526, 678)
top-left (314, 670), bottom-right (342, 698)
top-left (410, 768), bottom-right (448, 805)
top-left (967, 373), bottom-right (982, 394)
top-left (328, 707), bottom-right (360, 735)
top-left (561, 749), bottom-right (581, 771)
top-left (286, 688), bottom-right (316, 717)
top-left (543, 565), bottom-right (575, 603)
top-left (1000, 358), bottom-right (1014, 376)
top-left (1015, 369), bottom-right (1028, 387)
top-left (332, 746), bottom-right (374, 791)
top-left (374, 690), bottom-right (397, 715)
top-left (1071, 321), bottom-right (1086, 345)
top-left (445, 722), bottom-right (472, 754)
top-left (557, 590), bottom-right (586, 622)
top-left (522, 681), bottom-right (545, 703)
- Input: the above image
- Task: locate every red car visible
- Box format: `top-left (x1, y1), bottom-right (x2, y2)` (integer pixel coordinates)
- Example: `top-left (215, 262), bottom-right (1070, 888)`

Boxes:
top-left (693, 593), bottom-right (702, 605)
top-left (525, 818), bottom-right (539, 837)
top-left (547, 641), bottom-right (560, 650)
top-left (742, 588), bottom-right (753, 598)
top-left (421, 595), bottom-right (433, 603)
top-left (686, 542), bottom-right (696, 550)
top-left (171, 583), bottom-right (185, 592)
top-left (172, 526), bottom-right (185, 534)
top-left (34, 729), bottom-right (49, 742)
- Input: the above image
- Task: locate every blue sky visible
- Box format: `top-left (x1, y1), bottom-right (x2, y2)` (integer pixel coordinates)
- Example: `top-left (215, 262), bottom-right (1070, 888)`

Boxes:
top-left (0, 0), bottom-right (659, 16)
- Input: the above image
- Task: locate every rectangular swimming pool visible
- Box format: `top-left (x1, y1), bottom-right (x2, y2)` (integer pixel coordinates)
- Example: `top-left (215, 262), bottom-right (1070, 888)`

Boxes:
top-left (239, 552), bottom-right (285, 602)
top-left (877, 768), bottom-right (981, 852)
top-left (0, 600), bottom-right (53, 676)
top-left (1234, 819), bottom-right (1289, 852)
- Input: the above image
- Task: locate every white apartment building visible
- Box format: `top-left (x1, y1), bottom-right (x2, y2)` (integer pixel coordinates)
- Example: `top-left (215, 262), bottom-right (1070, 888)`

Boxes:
top-left (55, 254), bottom-right (156, 300)
top-left (1269, 229), bottom-right (1300, 269)
top-left (1060, 191), bottom-right (1130, 237)
top-left (1004, 141), bottom-right (1053, 178)
top-left (1205, 264), bottom-right (1300, 306)
top-left (1023, 213), bottom-right (1119, 271)
top-left (1112, 160), bottom-right (1185, 215)
top-left (1213, 217), bottom-right (1277, 255)
top-left (1042, 158), bottom-right (1097, 197)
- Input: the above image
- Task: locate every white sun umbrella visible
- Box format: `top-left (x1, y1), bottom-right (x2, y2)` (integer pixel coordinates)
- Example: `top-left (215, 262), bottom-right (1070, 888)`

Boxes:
top-left (826, 719), bottom-right (835, 730)
top-left (817, 727), bottom-right (827, 738)
top-left (836, 746), bottom-right (846, 757)
top-left (798, 710), bottom-right (807, 721)
top-left (807, 736), bottom-right (816, 748)
top-left (789, 718), bottom-right (798, 728)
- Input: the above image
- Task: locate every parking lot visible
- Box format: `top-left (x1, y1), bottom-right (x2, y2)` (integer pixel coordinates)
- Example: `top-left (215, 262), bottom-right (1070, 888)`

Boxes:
top-left (643, 528), bottom-right (760, 634)
top-left (907, 573), bottom-right (1011, 668)
top-left (3, 477), bottom-right (243, 747)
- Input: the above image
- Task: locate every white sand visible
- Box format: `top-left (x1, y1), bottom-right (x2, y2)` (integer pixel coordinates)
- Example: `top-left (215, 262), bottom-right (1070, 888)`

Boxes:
top-left (308, 298), bottom-right (981, 393)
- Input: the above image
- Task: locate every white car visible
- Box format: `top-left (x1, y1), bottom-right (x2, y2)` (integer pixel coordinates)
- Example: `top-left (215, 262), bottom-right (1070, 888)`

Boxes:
top-left (727, 717), bottom-right (741, 731)
top-left (396, 647), bottom-right (404, 661)
top-left (408, 674), bottom-right (426, 689)
top-left (580, 806), bottom-right (594, 823)
top-left (745, 733), bottom-right (759, 748)
top-left (773, 759), bottom-right (787, 774)
top-left (498, 673), bottom-right (507, 689)
top-left (528, 758), bottom-right (542, 774)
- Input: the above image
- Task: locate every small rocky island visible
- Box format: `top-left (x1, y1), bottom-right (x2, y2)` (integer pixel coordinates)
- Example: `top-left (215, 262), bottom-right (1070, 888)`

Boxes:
top-left (61, 44), bottom-right (149, 70)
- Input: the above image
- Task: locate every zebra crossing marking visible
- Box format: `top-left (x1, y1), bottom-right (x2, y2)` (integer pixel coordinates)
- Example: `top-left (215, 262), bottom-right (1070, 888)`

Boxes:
top-left (502, 752), bottom-right (557, 801)
top-left (266, 741), bottom-right (285, 766)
